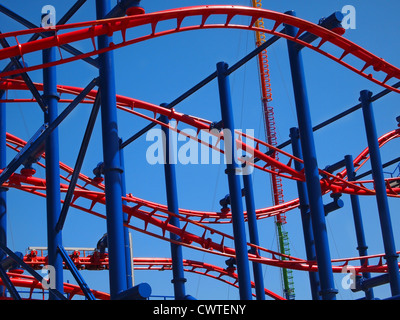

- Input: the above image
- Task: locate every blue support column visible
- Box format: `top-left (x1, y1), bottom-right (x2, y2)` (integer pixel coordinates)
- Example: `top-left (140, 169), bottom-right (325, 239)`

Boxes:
top-left (160, 111), bottom-right (187, 300)
top-left (289, 127), bottom-right (321, 300)
top-left (0, 91), bottom-right (7, 298)
top-left (242, 167), bottom-right (265, 300)
top-left (359, 90), bottom-right (400, 296)
top-left (58, 246), bottom-right (95, 300)
top-left (119, 139), bottom-right (133, 289)
top-left (216, 61), bottom-right (252, 300)
top-left (96, 0), bottom-right (127, 298)
top-left (285, 12), bottom-right (337, 300)
top-left (344, 154), bottom-right (374, 299)
top-left (42, 28), bottom-right (64, 299)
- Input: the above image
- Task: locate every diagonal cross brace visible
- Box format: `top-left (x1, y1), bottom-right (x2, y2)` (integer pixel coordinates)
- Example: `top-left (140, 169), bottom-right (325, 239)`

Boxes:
top-left (0, 2), bottom-right (98, 70)
top-left (0, 32), bottom-right (48, 112)
top-left (0, 77), bottom-right (98, 186)
top-left (0, 242), bottom-right (67, 300)
top-left (56, 90), bottom-right (101, 232)
top-left (58, 245), bottom-right (96, 300)
top-left (0, 264), bottom-right (21, 300)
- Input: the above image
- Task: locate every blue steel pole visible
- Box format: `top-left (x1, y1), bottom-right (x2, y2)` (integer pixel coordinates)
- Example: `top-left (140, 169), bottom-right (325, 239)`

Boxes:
top-left (216, 61), bottom-right (252, 300)
top-left (289, 127), bottom-right (321, 300)
top-left (359, 90), bottom-right (400, 296)
top-left (285, 12), bottom-right (337, 300)
top-left (160, 112), bottom-right (187, 300)
top-left (344, 154), bottom-right (374, 300)
top-left (119, 139), bottom-right (133, 289)
top-left (242, 168), bottom-right (265, 300)
top-left (96, 0), bottom-right (127, 298)
top-left (0, 90), bottom-right (7, 298)
top-left (42, 29), bottom-right (64, 299)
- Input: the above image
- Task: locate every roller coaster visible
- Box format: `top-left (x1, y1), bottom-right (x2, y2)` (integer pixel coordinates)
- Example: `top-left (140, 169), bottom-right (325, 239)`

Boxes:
top-left (0, 0), bottom-right (399, 300)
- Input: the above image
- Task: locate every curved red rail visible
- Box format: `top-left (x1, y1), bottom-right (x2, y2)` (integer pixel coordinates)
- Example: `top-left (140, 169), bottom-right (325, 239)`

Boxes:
top-left (3, 148), bottom-right (399, 278)
top-left (0, 6), bottom-right (399, 95)
top-left (3, 78), bottom-right (399, 201)
top-left (1, 81), bottom-right (399, 278)
top-left (23, 251), bottom-right (284, 300)
top-left (0, 271), bottom-right (110, 300)
top-left (1, 5), bottom-right (400, 299)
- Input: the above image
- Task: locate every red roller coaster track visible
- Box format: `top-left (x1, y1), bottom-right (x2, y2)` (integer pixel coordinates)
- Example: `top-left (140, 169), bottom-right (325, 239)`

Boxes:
top-left (1, 5), bottom-right (400, 299)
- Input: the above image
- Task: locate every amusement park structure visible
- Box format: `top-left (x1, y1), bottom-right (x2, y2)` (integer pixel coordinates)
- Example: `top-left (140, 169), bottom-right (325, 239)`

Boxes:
top-left (0, 0), bottom-right (399, 301)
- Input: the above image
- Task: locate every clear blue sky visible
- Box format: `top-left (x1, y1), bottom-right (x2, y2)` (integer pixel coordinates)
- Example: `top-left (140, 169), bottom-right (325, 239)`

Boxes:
top-left (0, 0), bottom-right (400, 300)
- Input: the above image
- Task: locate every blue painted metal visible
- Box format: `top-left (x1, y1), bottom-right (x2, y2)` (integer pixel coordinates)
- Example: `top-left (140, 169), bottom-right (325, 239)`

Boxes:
top-left (216, 61), bottom-right (252, 300)
top-left (0, 35), bottom-right (47, 112)
top-left (42, 27), bottom-right (64, 299)
top-left (121, 11), bottom-right (341, 148)
top-left (58, 246), bottom-right (95, 300)
top-left (0, 265), bottom-right (21, 300)
top-left (160, 111), bottom-right (187, 300)
top-left (0, 252), bottom-right (24, 300)
top-left (289, 127), bottom-right (321, 300)
top-left (0, 78), bottom-right (98, 186)
top-left (0, 90), bottom-right (6, 298)
top-left (57, 0), bottom-right (87, 25)
top-left (353, 273), bottom-right (389, 293)
top-left (96, 0), bottom-right (128, 299)
top-left (345, 154), bottom-right (374, 299)
top-left (324, 159), bottom-right (346, 175)
top-left (96, 233), bottom-right (108, 253)
top-left (242, 168), bottom-right (265, 300)
top-left (0, 3), bottom-right (98, 69)
top-left (359, 89), bottom-right (400, 296)
top-left (0, 243), bottom-right (67, 299)
top-left (0, 251), bottom-right (23, 270)
top-left (285, 16), bottom-right (337, 299)
top-left (115, 283), bottom-right (151, 300)
top-left (105, 0), bottom-right (143, 18)
top-left (323, 194), bottom-right (344, 216)
top-left (119, 138), bottom-right (134, 289)
top-left (56, 91), bottom-right (101, 232)
top-left (293, 11), bottom-right (344, 51)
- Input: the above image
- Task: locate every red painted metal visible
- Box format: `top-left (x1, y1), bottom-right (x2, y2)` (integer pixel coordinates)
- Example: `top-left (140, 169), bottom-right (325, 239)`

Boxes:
top-left (2, 125), bottom-right (400, 279)
top-left (23, 251), bottom-right (285, 300)
top-left (0, 6), bottom-right (399, 94)
top-left (0, 271), bottom-right (110, 300)
top-left (1, 5), bottom-right (400, 299)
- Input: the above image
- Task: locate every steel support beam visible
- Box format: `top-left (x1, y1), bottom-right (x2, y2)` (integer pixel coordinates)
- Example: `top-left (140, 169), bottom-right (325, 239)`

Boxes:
top-left (0, 90), bottom-right (6, 298)
top-left (58, 245), bottom-right (95, 300)
top-left (0, 265), bottom-right (20, 300)
top-left (216, 61), bottom-right (252, 300)
top-left (161, 111), bottom-right (187, 300)
top-left (285, 11), bottom-right (337, 300)
top-left (360, 89), bottom-right (400, 296)
top-left (242, 168), bottom-right (265, 300)
top-left (56, 90), bottom-right (101, 231)
top-left (0, 78), bottom-right (98, 186)
top-left (42, 27), bottom-right (64, 300)
top-left (96, 0), bottom-right (127, 299)
top-left (289, 127), bottom-right (321, 300)
top-left (121, 11), bottom-right (341, 149)
top-left (345, 154), bottom-right (374, 299)
top-left (0, 243), bottom-right (67, 299)
top-left (0, 2), bottom-right (98, 70)
top-left (119, 139), bottom-right (134, 289)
